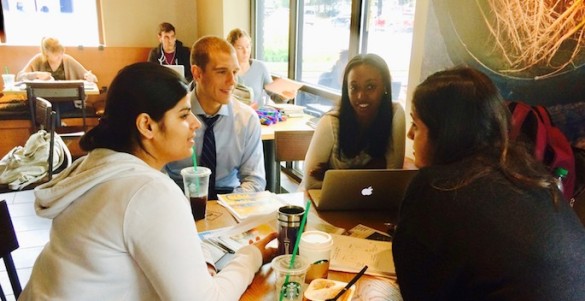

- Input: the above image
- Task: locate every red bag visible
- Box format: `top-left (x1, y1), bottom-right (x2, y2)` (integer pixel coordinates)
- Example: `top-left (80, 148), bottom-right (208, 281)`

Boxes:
top-left (508, 102), bottom-right (576, 201)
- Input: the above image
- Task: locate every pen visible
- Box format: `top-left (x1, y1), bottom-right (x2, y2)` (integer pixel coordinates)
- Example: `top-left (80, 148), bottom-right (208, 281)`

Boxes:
top-left (208, 238), bottom-right (235, 254)
top-left (216, 240), bottom-right (235, 254)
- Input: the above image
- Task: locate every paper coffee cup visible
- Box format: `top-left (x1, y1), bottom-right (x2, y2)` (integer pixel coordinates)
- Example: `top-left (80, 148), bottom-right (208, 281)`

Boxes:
top-left (299, 231), bottom-right (333, 283)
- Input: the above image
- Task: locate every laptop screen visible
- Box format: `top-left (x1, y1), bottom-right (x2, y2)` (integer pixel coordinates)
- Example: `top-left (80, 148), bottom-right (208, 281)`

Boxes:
top-left (308, 169), bottom-right (418, 211)
top-left (163, 65), bottom-right (185, 79)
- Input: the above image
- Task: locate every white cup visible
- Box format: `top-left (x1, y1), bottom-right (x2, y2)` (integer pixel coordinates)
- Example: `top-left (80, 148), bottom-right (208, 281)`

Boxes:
top-left (2, 74), bottom-right (15, 89)
top-left (299, 230), bottom-right (333, 283)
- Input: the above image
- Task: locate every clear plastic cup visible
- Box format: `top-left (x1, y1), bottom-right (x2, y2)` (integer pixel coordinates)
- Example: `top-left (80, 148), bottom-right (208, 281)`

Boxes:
top-left (271, 254), bottom-right (310, 301)
top-left (180, 166), bottom-right (211, 220)
top-left (2, 74), bottom-right (15, 89)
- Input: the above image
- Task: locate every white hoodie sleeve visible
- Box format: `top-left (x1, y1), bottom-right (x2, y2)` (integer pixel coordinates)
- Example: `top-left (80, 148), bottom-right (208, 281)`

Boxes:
top-left (123, 177), bottom-right (263, 300)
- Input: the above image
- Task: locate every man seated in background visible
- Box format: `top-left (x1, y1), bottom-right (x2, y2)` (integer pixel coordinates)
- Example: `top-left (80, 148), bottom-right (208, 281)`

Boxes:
top-left (164, 36), bottom-right (265, 199)
top-left (147, 22), bottom-right (193, 82)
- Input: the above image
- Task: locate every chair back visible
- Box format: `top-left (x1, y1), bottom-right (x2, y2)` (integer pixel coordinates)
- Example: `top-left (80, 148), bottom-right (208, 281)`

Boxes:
top-left (274, 130), bottom-right (314, 193)
top-left (34, 97), bottom-right (59, 180)
top-left (274, 130), bottom-right (314, 162)
top-left (26, 81), bottom-right (86, 103)
top-left (33, 97), bottom-right (53, 132)
top-left (26, 81), bottom-right (87, 131)
top-left (0, 200), bottom-right (22, 300)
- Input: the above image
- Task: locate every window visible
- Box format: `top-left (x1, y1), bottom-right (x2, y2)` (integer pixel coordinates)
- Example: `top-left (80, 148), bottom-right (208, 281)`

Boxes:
top-left (1, 0), bottom-right (100, 46)
top-left (364, 0), bottom-right (415, 105)
top-left (255, 0), bottom-right (290, 78)
top-left (255, 0), bottom-right (415, 115)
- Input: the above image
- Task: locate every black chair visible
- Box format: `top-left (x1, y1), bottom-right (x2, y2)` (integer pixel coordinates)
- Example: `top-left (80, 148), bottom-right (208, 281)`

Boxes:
top-left (33, 97), bottom-right (61, 181)
top-left (0, 200), bottom-right (22, 301)
top-left (26, 81), bottom-right (89, 133)
top-left (0, 97), bottom-right (59, 193)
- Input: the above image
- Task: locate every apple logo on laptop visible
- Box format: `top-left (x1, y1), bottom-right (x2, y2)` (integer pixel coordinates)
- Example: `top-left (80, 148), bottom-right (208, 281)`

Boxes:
top-left (361, 186), bottom-right (373, 196)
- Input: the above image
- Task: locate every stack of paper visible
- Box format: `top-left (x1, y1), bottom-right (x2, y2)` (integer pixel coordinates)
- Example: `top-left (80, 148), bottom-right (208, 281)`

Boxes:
top-left (329, 234), bottom-right (395, 278)
top-left (264, 77), bottom-right (303, 102)
top-left (200, 213), bottom-right (278, 270)
top-left (217, 191), bottom-right (286, 222)
top-left (268, 103), bottom-right (306, 117)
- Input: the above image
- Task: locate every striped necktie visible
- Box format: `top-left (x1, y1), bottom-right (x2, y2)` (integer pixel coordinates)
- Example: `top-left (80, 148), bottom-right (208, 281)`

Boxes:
top-left (199, 115), bottom-right (220, 200)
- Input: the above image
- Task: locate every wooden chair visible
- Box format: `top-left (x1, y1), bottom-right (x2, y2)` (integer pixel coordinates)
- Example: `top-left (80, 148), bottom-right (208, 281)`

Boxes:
top-left (0, 200), bottom-right (22, 301)
top-left (26, 81), bottom-right (89, 133)
top-left (273, 130), bottom-right (314, 193)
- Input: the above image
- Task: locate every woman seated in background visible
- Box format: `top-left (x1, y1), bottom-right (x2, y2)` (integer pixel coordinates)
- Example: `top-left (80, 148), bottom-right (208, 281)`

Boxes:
top-left (18, 62), bottom-right (277, 301)
top-left (302, 53), bottom-right (405, 190)
top-left (226, 28), bottom-right (285, 108)
top-left (17, 37), bottom-right (97, 83)
top-left (16, 36), bottom-right (98, 121)
top-left (392, 66), bottom-right (585, 301)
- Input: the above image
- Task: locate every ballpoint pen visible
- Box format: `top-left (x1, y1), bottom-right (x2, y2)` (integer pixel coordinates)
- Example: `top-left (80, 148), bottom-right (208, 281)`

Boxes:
top-left (215, 240), bottom-right (235, 254)
top-left (208, 238), bottom-right (235, 254)
top-left (326, 265), bottom-right (368, 301)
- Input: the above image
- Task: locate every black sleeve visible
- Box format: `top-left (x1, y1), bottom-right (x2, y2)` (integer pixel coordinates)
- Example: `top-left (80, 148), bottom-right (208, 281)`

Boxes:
top-left (147, 48), bottom-right (159, 63)
top-left (392, 170), bottom-right (467, 301)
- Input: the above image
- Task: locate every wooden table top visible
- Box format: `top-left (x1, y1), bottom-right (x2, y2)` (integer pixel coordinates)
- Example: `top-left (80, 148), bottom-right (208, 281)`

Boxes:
top-left (260, 114), bottom-right (314, 140)
top-left (196, 192), bottom-right (403, 301)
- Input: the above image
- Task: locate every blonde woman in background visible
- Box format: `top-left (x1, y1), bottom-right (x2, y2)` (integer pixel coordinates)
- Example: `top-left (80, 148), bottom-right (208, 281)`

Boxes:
top-left (17, 37), bottom-right (97, 83)
top-left (226, 28), bottom-right (274, 108)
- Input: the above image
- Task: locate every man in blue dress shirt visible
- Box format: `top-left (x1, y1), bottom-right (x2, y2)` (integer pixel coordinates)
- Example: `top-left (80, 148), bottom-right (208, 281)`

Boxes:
top-left (164, 36), bottom-right (265, 199)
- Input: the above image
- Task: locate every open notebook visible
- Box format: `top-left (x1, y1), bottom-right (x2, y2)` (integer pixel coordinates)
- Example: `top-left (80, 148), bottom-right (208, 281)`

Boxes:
top-left (308, 169), bottom-right (418, 211)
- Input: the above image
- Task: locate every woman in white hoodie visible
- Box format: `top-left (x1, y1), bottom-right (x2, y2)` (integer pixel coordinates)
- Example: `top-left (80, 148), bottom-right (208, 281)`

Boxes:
top-left (18, 62), bottom-right (278, 301)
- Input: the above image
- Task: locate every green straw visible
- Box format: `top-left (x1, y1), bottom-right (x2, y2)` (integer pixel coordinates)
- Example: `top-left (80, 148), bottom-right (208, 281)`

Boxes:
top-left (279, 200), bottom-right (311, 301)
top-left (191, 145), bottom-right (200, 194)
top-left (4, 66), bottom-right (8, 74)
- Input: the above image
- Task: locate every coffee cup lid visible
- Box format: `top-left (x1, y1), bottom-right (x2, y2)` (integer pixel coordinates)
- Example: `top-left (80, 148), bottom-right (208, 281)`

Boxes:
top-left (300, 231), bottom-right (333, 249)
top-left (180, 166), bottom-right (211, 176)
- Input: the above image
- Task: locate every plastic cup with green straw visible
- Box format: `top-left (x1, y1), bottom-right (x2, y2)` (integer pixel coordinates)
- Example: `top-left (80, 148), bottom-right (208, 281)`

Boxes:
top-left (279, 199), bottom-right (311, 301)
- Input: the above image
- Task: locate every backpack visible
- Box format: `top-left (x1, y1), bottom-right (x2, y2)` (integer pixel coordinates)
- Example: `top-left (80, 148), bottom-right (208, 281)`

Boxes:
top-left (507, 101), bottom-right (576, 201)
top-left (0, 130), bottom-right (71, 190)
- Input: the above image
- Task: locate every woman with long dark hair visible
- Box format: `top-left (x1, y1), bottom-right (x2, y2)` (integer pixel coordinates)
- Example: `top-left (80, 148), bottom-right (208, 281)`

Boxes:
top-left (302, 53), bottom-right (405, 190)
top-left (19, 62), bottom-right (277, 301)
top-left (393, 66), bottom-right (585, 300)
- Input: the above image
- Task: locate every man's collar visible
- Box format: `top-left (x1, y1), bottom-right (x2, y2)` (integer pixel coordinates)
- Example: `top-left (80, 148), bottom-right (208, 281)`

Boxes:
top-left (191, 92), bottom-right (229, 117)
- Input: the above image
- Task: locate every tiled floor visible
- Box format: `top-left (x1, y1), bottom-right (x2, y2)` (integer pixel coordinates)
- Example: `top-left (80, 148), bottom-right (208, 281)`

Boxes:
top-left (1, 189), bottom-right (50, 301)
top-left (0, 172), bottom-right (299, 301)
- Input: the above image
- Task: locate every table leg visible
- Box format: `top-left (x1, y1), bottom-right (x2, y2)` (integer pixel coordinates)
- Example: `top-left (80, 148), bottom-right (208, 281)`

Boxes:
top-left (263, 140), bottom-right (279, 192)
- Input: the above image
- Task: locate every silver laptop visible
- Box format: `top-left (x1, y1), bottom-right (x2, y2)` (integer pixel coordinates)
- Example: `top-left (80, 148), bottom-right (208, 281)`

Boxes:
top-left (308, 169), bottom-right (418, 211)
top-left (163, 64), bottom-right (185, 78)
